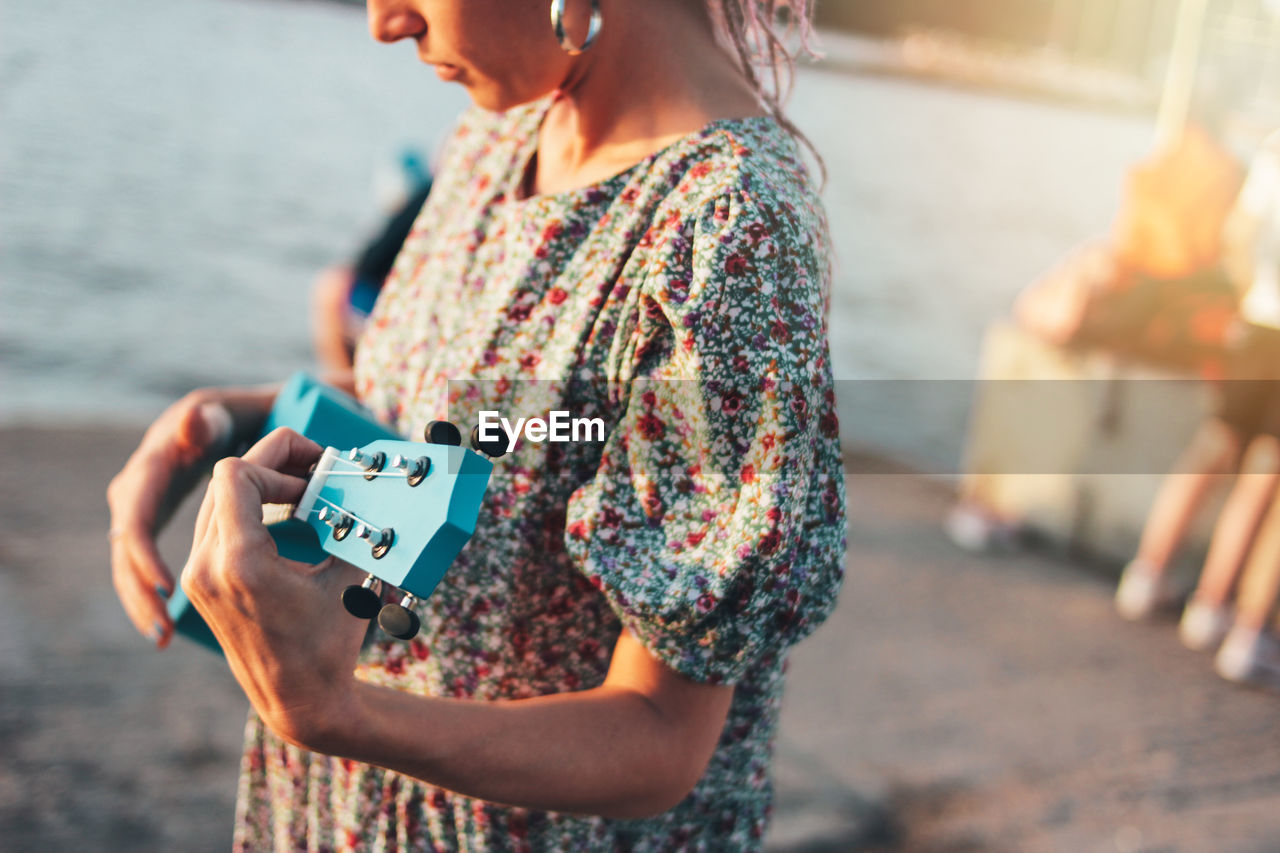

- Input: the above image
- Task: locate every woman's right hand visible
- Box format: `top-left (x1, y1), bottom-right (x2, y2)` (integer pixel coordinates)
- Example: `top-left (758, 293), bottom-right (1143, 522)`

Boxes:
top-left (107, 386), bottom-right (275, 648)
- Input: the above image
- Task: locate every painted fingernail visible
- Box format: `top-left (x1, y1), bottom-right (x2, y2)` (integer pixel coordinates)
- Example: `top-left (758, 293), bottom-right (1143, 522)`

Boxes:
top-left (151, 620), bottom-right (165, 643)
top-left (155, 584), bottom-right (171, 600)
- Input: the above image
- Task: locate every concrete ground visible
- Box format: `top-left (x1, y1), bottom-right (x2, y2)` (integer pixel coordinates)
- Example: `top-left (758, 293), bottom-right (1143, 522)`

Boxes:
top-left (2, 426), bottom-right (1278, 852)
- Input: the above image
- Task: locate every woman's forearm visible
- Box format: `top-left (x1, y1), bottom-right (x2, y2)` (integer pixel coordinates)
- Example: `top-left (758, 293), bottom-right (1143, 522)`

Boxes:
top-left (325, 684), bottom-right (706, 818)
top-left (295, 632), bottom-right (734, 819)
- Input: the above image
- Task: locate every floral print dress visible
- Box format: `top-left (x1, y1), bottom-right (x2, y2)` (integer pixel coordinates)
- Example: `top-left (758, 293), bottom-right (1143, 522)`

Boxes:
top-left (233, 99), bottom-right (847, 852)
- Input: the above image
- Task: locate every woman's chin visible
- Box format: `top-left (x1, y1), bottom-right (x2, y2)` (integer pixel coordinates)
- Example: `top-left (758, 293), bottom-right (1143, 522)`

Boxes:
top-left (433, 63), bottom-right (463, 83)
top-left (463, 80), bottom-right (559, 114)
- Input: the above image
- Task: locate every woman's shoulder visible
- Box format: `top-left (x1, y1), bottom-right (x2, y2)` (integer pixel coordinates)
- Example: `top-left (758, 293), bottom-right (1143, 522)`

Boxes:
top-left (617, 118), bottom-right (833, 364)
top-left (638, 115), bottom-right (826, 244)
top-left (623, 117), bottom-right (827, 266)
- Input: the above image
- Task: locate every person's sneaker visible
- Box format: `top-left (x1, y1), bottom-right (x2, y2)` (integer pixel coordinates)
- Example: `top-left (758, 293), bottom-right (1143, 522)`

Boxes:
top-left (1114, 559), bottom-right (1180, 620)
top-left (1178, 599), bottom-right (1233, 652)
top-left (1214, 626), bottom-right (1280, 689)
top-left (944, 502), bottom-right (1021, 553)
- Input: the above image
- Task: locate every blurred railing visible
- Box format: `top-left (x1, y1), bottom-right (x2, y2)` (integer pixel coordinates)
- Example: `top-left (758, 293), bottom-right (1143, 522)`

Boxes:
top-left (1202, 0), bottom-right (1280, 135)
top-left (816, 0), bottom-right (1280, 138)
top-left (816, 0), bottom-right (1176, 77)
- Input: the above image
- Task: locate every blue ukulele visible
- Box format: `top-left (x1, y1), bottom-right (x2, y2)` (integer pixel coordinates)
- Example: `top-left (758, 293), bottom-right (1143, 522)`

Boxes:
top-left (167, 373), bottom-right (506, 652)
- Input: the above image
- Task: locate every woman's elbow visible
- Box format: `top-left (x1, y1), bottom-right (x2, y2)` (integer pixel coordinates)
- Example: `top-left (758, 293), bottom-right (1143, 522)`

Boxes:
top-left (600, 737), bottom-right (719, 819)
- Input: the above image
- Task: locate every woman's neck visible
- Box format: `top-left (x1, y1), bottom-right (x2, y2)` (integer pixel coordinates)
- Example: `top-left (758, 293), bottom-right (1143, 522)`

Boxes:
top-left (530, 0), bottom-right (764, 197)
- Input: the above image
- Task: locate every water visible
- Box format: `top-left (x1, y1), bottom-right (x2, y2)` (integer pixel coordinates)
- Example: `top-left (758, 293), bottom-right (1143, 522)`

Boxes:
top-left (1, 0), bottom-right (1155, 467)
top-left (2, 0), bottom-right (469, 418)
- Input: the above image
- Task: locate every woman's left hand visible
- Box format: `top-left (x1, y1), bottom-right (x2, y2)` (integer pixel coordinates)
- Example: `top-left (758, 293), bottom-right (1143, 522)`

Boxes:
top-left (181, 427), bottom-right (368, 748)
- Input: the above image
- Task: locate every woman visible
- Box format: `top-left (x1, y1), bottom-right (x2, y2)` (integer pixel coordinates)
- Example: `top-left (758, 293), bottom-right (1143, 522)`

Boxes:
top-left (107, 0), bottom-right (846, 848)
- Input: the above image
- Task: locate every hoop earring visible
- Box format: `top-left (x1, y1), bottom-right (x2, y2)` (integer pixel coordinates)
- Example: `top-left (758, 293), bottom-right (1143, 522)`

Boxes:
top-left (550, 0), bottom-right (602, 56)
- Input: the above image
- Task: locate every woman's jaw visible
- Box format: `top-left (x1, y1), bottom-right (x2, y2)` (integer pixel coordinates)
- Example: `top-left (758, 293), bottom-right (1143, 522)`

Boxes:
top-left (369, 0), bottom-right (575, 112)
top-left (432, 62), bottom-right (463, 83)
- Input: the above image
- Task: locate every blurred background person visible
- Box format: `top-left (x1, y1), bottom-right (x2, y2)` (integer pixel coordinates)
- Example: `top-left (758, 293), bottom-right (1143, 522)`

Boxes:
top-left (949, 108), bottom-right (1244, 553)
top-left (1116, 129), bottom-right (1280, 662)
top-left (311, 150), bottom-right (433, 374)
top-left (1180, 129), bottom-right (1280, 685)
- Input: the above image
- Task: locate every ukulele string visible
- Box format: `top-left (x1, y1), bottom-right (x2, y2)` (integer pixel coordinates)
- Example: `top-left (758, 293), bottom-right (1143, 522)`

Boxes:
top-left (309, 494), bottom-right (382, 533)
top-left (328, 456), bottom-right (415, 479)
top-left (307, 453), bottom-right (419, 528)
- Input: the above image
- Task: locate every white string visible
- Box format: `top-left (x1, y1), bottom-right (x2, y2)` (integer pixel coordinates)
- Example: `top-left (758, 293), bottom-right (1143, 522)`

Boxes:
top-left (329, 454), bottom-right (422, 480)
top-left (310, 494), bottom-right (381, 533)
top-left (308, 451), bottom-right (416, 532)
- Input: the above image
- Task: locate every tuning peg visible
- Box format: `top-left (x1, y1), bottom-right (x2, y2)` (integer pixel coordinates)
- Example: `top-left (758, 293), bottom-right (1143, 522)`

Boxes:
top-left (423, 420), bottom-right (462, 446)
top-left (355, 524), bottom-right (395, 559)
top-left (347, 448), bottom-right (386, 479)
top-left (391, 453), bottom-right (430, 486)
top-left (341, 574), bottom-right (383, 620)
top-left (378, 593), bottom-right (421, 640)
top-left (469, 425), bottom-right (508, 458)
top-left (318, 505), bottom-right (354, 541)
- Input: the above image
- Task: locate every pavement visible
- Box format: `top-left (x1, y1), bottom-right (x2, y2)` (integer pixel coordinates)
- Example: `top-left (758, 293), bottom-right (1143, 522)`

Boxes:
top-left (2, 426), bottom-right (1279, 852)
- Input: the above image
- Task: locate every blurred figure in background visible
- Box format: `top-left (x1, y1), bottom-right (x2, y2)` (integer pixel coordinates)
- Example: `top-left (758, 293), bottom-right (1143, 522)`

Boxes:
top-left (1188, 130), bottom-right (1280, 687)
top-left (948, 117), bottom-right (1243, 553)
top-left (311, 150), bottom-right (432, 373)
top-left (1015, 113), bottom-right (1243, 369)
top-left (1117, 130), bottom-right (1280, 669)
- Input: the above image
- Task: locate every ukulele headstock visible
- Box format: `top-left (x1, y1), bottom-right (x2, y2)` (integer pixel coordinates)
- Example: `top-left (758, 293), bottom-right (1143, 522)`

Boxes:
top-left (292, 418), bottom-right (503, 639)
top-left (167, 374), bottom-right (505, 651)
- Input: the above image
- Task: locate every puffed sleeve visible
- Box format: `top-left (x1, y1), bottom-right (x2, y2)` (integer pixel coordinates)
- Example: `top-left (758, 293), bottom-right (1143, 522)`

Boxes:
top-left (564, 188), bottom-right (848, 684)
